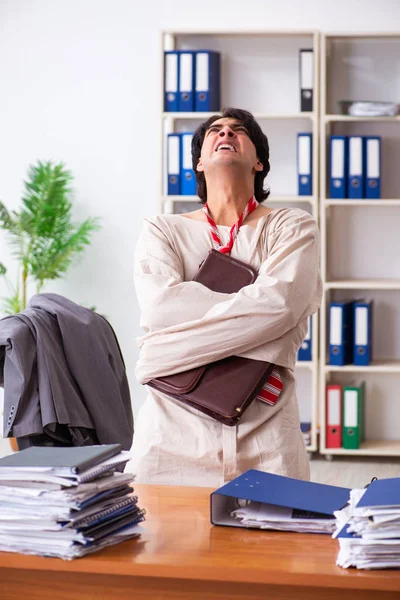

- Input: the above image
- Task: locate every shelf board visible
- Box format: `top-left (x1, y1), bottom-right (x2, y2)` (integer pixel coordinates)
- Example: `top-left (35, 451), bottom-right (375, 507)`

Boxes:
top-left (324, 360), bottom-right (400, 373)
top-left (305, 445), bottom-right (317, 453)
top-left (321, 440), bottom-right (400, 457)
top-left (296, 361), bottom-right (314, 369)
top-left (325, 114), bottom-right (400, 123)
top-left (324, 32), bottom-right (400, 39)
top-left (163, 195), bottom-right (315, 204)
top-left (165, 29), bottom-right (318, 37)
top-left (325, 199), bottom-right (400, 206)
top-left (163, 112), bottom-right (315, 120)
top-left (325, 279), bottom-right (400, 290)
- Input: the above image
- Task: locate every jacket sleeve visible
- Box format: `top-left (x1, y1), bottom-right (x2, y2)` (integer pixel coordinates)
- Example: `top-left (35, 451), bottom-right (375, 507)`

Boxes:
top-left (135, 210), bottom-right (322, 384)
top-left (134, 217), bottom-right (235, 332)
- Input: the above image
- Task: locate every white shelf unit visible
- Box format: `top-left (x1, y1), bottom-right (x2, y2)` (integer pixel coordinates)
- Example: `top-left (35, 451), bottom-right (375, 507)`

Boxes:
top-left (161, 30), bottom-right (320, 452)
top-left (319, 32), bottom-right (400, 459)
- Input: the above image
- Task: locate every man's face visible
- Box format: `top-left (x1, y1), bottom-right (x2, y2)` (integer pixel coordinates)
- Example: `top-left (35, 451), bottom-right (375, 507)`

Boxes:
top-left (196, 117), bottom-right (263, 175)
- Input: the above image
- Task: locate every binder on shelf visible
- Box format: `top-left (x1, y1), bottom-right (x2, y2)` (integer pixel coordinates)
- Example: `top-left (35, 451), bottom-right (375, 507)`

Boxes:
top-left (353, 300), bottom-right (373, 366)
top-left (365, 136), bottom-right (381, 199)
top-left (343, 381), bottom-right (365, 450)
top-left (328, 300), bottom-right (356, 366)
top-left (299, 49), bottom-right (313, 112)
top-left (300, 422), bottom-right (311, 447)
top-left (210, 469), bottom-right (351, 529)
top-left (178, 51), bottom-right (195, 112)
top-left (180, 132), bottom-right (197, 196)
top-left (329, 136), bottom-right (348, 199)
top-left (164, 51), bottom-right (179, 112)
top-left (326, 384), bottom-right (342, 449)
top-left (298, 315), bottom-right (312, 361)
top-left (297, 133), bottom-right (312, 196)
top-left (348, 136), bottom-right (365, 199)
top-left (195, 51), bottom-right (220, 112)
top-left (167, 133), bottom-right (181, 195)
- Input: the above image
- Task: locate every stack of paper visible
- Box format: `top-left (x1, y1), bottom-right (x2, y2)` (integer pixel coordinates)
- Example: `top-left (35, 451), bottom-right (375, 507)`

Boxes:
top-left (0, 444), bottom-right (145, 559)
top-left (339, 100), bottom-right (400, 117)
top-left (334, 478), bottom-right (400, 569)
top-left (232, 501), bottom-right (339, 533)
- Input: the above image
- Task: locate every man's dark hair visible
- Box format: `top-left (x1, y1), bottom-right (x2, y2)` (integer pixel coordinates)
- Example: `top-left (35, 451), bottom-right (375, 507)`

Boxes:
top-left (191, 107), bottom-right (271, 204)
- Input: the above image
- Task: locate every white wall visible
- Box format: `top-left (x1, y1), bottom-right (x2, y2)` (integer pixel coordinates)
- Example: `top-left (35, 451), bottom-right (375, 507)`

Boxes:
top-left (1, 0), bottom-right (400, 419)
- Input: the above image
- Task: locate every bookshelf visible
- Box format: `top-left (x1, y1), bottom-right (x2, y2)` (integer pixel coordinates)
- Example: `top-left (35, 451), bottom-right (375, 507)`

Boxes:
top-left (319, 32), bottom-right (400, 458)
top-left (161, 29), bottom-right (320, 452)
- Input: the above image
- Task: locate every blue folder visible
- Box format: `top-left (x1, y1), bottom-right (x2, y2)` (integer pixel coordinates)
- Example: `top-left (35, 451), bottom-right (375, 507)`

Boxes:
top-left (365, 136), bottom-right (381, 199)
top-left (353, 300), bottom-right (373, 366)
top-left (328, 300), bottom-right (356, 366)
top-left (164, 51), bottom-right (179, 112)
top-left (356, 477), bottom-right (400, 510)
top-left (348, 136), bottom-right (365, 199)
top-left (329, 135), bottom-right (348, 199)
top-left (178, 51), bottom-right (195, 112)
top-left (210, 469), bottom-right (350, 528)
top-left (180, 132), bottom-right (197, 195)
top-left (167, 133), bottom-right (181, 195)
top-left (195, 50), bottom-right (220, 112)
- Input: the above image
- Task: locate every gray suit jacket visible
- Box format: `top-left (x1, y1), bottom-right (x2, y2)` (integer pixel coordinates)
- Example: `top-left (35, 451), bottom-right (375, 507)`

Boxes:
top-left (0, 293), bottom-right (133, 450)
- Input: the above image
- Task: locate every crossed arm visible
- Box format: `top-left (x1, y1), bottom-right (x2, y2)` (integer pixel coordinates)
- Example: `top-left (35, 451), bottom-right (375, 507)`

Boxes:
top-left (134, 211), bottom-right (321, 384)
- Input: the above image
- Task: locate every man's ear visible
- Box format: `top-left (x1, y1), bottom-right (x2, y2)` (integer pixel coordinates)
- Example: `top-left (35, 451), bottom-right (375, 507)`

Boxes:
top-left (196, 158), bottom-right (204, 173)
top-left (254, 159), bottom-right (263, 172)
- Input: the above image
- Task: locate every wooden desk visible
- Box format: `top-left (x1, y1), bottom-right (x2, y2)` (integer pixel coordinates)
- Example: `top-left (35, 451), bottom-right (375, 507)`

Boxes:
top-left (1, 484), bottom-right (400, 600)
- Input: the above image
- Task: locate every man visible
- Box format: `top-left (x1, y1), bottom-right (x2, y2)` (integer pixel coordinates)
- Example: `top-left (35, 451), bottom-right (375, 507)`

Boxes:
top-left (131, 108), bottom-right (322, 487)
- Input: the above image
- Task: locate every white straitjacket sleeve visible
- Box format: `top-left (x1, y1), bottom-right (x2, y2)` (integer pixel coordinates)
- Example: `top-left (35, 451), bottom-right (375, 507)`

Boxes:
top-left (134, 218), bottom-right (236, 333)
top-left (135, 211), bottom-right (321, 384)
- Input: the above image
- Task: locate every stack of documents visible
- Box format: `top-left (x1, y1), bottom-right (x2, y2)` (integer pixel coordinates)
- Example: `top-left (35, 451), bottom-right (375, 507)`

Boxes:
top-left (0, 444), bottom-right (145, 559)
top-left (232, 501), bottom-right (340, 533)
top-left (211, 469), bottom-right (350, 534)
top-left (334, 478), bottom-right (400, 569)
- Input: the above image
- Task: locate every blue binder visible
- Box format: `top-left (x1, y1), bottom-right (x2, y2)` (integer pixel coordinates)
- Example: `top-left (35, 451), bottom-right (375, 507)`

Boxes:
top-left (195, 51), bottom-right (220, 112)
top-left (353, 300), bottom-right (373, 366)
top-left (365, 136), bottom-right (381, 199)
top-left (298, 315), bottom-right (312, 361)
top-left (355, 477), bottom-right (400, 510)
top-left (297, 133), bottom-right (312, 195)
top-left (328, 300), bottom-right (356, 366)
top-left (164, 51), bottom-right (179, 112)
top-left (180, 132), bottom-right (196, 195)
top-left (167, 133), bottom-right (181, 195)
top-left (178, 51), bottom-right (195, 112)
top-left (210, 469), bottom-right (350, 528)
top-left (329, 136), bottom-right (348, 199)
top-left (348, 136), bottom-right (365, 199)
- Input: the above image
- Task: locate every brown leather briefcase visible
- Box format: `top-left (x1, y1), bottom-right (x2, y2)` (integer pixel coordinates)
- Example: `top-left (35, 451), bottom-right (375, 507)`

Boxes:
top-left (147, 250), bottom-right (274, 426)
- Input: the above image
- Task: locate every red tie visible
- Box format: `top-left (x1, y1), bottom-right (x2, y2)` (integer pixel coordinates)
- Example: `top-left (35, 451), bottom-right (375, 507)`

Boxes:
top-left (203, 197), bottom-right (283, 407)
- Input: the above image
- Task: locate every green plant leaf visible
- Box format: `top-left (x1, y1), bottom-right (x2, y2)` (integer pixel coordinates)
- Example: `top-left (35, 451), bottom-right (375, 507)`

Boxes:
top-left (2, 292), bottom-right (23, 315)
top-left (0, 201), bottom-right (19, 235)
top-left (0, 263), bottom-right (6, 276)
top-left (0, 159), bottom-right (101, 313)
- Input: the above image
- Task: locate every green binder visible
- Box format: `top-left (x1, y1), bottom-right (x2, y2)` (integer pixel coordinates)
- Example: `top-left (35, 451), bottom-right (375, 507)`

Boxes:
top-left (343, 381), bottom-right (365, 450)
